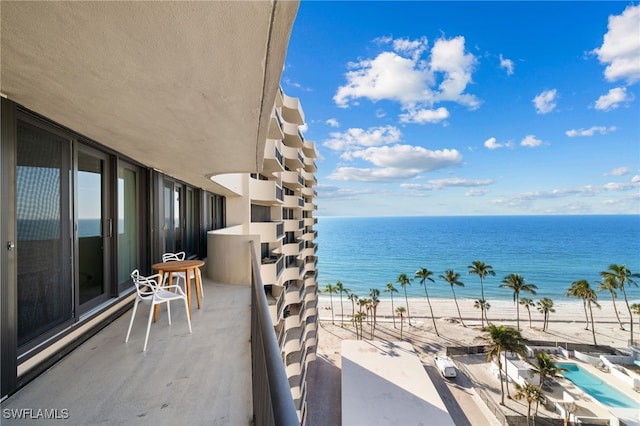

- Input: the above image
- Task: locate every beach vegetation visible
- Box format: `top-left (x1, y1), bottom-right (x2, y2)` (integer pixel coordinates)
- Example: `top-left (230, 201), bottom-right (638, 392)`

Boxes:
top-left (597, 274), bottom-right (625, 330)
top-left (601, 264), bottom-right (640, 346)
top-left (395, 306), bottom-right (406, 339)
top-left (567, 280), bottom-right (600, 344)
top-left (474, 299), bottom-right (490, 329)
top-left (353, 311), bottom-right (366, 340)
top-left (484, 324), bottom-right (527, 404)
top-left (348, 292), bottom-right (359, 323)
top-left (536, 298), bottom-right (555, 331)
top-left (513, 381), bottom-right (544, 426)
top-left (440, 269), bottom-right (466, 327)
top-left (519, 298), bottom-right (535, 328)
top-left (335, 281), bottom-right (349, 327)
top-left (384, 282), bottom-right (399, 328)
top-left (397, 273), bottom-right (413, 326)
top-left (469, 261), bottom-right (495, 327)
top-left (566, 279), bottom-right (591, 330)
top-left (324, 283), bottom-right (338, 324)
top-left (500, 274), bottom-right (538, 330)
top-left (415, 267), bottom-right (439, 336)
top-left (631, 303), bottom-right (640, 334)
top-left (370, 288), bottom-right (380, 339)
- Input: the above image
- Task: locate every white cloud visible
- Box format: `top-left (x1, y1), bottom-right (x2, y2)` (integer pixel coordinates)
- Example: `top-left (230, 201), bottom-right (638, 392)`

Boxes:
top-left (328, 166), bottom-right (423, 182)
top-left (565, 126), bottom-right (617, 137)
top-left (594, 87), bottom-right (631, 110)
top-left (483, 137), bottom-right (513, 150)
top-left (499, 54), bottom-right (514, 75)
top-left (401, 178), bottom-right (493, 191)
top-left (520, 135), bottom-right (544, 148)
top-left (334, 51), bottom-right (433, 108)
top-left (392, 36), bottom-right (428, 60)
top-left (493, 176), bottom-right (640, 207)
top-left (466, 189), bottom-right (489, 197)
top-left (316, 184), bottom-right (373, 200)
top-left (323, 126), bottom-right (402, 151)
top-left (605, 167), bottom-right (629, 176)
top-left (532, 89), bottom-right (558, 114)
top-left (326, 118), bottom-right (340, 128)
top-left (328, 145), bottom-right (463, 182)
top-left (351, 145), bottom-right (462, 170)
top-left (399, 107), bottom-right (449, 124)
top-left (592, 4), bottom-right (640, 84)
top-left (430, 36), bottom-right (480, 108)
top-left (334, 35), bottom-right (479, 113)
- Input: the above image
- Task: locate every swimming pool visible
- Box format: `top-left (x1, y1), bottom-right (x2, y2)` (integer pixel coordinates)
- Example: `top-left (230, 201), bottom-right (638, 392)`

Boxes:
top-left (558, 363), bottom-right (640, 409)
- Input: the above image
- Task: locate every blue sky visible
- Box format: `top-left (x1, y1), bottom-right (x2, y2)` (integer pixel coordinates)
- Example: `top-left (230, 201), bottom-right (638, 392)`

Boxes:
top-left (281, 1), bottom-right (640, 216)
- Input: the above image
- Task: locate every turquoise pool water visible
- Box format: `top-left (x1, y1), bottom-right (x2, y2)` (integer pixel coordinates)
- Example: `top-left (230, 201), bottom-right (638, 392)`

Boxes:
top-left (558, 363), bottom-right (639, 409)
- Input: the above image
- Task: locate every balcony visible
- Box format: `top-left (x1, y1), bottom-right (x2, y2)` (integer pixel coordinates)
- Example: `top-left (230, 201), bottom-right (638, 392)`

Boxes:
top-left (282, 122), bottom-right (303, 148)
top-left (0, 275), bottom-right (287, 425)
top-left (263, 139), bottom-right (284, 173)
top-left (249, 176), bottom-right (282, 205)
top-left (250, 221), bottom-right (285, 244)
top-left (281, 170), bottom-right (303, 189)
top-left (280, 91), bottom-right (305, 125)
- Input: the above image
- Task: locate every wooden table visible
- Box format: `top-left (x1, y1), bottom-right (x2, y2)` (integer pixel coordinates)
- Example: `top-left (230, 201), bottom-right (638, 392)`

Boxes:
top-left (152, 259), bottom-right (204, 319)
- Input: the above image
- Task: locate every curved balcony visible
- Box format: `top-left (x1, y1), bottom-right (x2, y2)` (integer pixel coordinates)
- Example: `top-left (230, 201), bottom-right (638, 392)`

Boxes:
top-left (262, 139), bottom-right (284, 174)
top-left (303, 216), bottom-right (315, 227)
top-left (303, 157), bottom-right (317, 172)
top-left (302, 139), bottom-right (317, 158)
top-left (281, 144), bottom-right (304, 170)
top-left (261, 254), bottom-right (284, 285)
top-left (283, 194), bottom-right (301, 209)
top-left (250, 221), bottom-right (284, 244)
top-left (283, 218), bottom-right (300, 233)
top-left (268, 109), bottom-right (284, 140)
top-left (282, 122), bottom-right (303, 148)
top-left (281, 92), bottom-right (305, 125)
top-left (282, 239), bottom-right (301, 257)
top-left (249, 177), bottom-right (282, 205)
top-left (281, 264), bottom-right (302, 282)
top-left (281, 170), bottom-right (303, 189)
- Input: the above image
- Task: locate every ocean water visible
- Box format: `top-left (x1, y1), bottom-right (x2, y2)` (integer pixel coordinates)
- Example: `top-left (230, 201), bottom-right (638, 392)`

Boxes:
top-left (315, 215), bottom-right (640, 302)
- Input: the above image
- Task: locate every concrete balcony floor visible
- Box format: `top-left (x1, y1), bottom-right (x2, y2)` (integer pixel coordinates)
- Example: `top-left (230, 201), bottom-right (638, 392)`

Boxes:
top-left (1, 279), bottom-right (252, 426)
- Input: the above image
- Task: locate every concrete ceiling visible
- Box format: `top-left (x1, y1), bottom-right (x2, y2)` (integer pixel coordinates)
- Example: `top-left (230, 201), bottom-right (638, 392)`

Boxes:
top-left (1, 1), bottom-right (299, 193)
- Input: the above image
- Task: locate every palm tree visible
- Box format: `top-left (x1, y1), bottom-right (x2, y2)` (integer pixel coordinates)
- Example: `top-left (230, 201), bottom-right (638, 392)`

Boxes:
top-left (370, 288), bottom-right (380, 338)
top-left (532, 352), bottom-right (567, 393)
top-left (597, 274), bottom-right (625, 330)
top-left (347, 292), bottom-right (359, 322)
top-left (384, 282), bottom-right (398, 328)
top-left (513, 381), bottom-right (544, 426)
top-left (474, 299), bottom-right (490, 328)
top-left (335, 281), bottom-right (349, 327)
top-left (500, 273), bottom-right (537, 330)
top-left (415, 267), bottom-right (439, 336)
top-left (601, 264), bottom-right (640, 346)
top-left (469, 261), bottom-right (495, 326)
top-left (484, 324), bottom-right (527, 405)
top-left (395, 306), bottom-right (406, 339)
top-left (584, 286), bottom-right (600, 346)
top-left (566, 279), bottom-right (591, 330)
top-left (520, 298), bottom-right (535, 328)
top-left (397, 273), bottom-right (413, 326)
top-left (324, 283), bottom-right (337, 324)
top-left (568, 280), bottom-right (600, 344)
top-left (440, 269), bottom-right (465, 326)
top-left (537, 298), bottom-right (555, 331)
top-left (353, 311), bottom-right (366, 340)
top-left (631, 303), bottom-right (640, 333)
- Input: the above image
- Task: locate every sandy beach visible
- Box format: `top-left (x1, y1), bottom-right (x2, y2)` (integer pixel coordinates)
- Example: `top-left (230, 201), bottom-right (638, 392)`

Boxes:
top-left (306, 296), bottom-right (639, 425)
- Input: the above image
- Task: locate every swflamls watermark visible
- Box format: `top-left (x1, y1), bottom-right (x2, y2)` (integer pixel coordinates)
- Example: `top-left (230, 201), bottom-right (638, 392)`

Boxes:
top-left (2, 408), bottom-right (70, 420)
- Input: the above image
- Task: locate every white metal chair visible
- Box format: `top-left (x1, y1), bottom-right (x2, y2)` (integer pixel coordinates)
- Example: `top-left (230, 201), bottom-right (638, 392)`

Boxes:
top-left (162, 251), bottom-right (204, 298)
top-left (125, 269), bottom-right (192, 351)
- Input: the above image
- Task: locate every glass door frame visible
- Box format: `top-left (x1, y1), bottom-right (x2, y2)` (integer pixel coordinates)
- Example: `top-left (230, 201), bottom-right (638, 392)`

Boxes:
top-left (74, 142), bottom-right (115, 315)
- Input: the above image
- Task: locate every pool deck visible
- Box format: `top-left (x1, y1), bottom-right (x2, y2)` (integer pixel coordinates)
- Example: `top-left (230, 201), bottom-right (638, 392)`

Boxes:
top-left (454, 353), bottom-right (640, 425)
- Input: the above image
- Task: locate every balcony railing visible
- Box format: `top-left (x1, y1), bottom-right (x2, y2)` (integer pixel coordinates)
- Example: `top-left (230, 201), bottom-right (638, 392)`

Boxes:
top-left (250, 241), bottom-right (299, 426)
